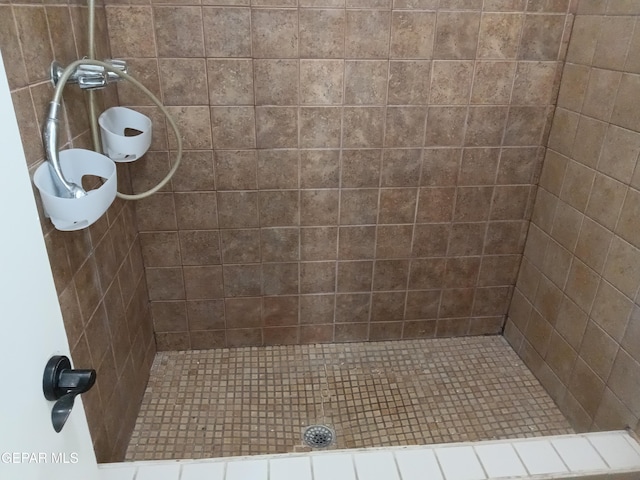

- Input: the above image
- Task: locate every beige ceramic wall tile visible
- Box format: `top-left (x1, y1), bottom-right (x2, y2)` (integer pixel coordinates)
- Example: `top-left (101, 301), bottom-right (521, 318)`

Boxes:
top-left (606, 0), bottom-right (640, 15)
top-left (345, 10), bottom-right (391, 58)
top-left (301, 150), bottom-right (340, 188)
top-left (159, 59), bottom-right (209, 105)
top-left (471, 61), bottom-right (516, 104)
top-left (390, 11), bottom-right (436, 59)
top-left (153, 7), bottom-right (205, 57)
top-left (106, 6), bottom-right (157, 58)
top-left (251, 9), bottom-right (298, 58)
top-left (203, 7), bottom-right (252, 57)
top-left (571, 116), bottom-right (607, 168)
top-left (344, 60), bottom-right (388, 104)
top-left (166, 106), bottom-right (213, 149)
top-left (612, 74), bottom-right (640, 132)
top-left (299, 9), bottom-right (345, 58)
top-left (255, 107), bottom-right (299, 148)
top-left (0, 7), bottom-right (28, 90)
top-left (387, 61), bottom-right (431, 104)
top-left (477, 12), bottom-right (524, 59)
top-left (592, 15), bottom-right (635, 70)
top-left (221, 229), bottom-right (261, 263)
top-left (519, 13), bottom-right (566, 60)
top-left (13, 7), bottom-right (54, 84)
top-left (424, 106), bottom-right (467, 146)
top-left (299, 107), bottom-right (342, 147)
top-left (258, 150), bottom-right (299, 189)
top-left (582, 68), bottom-right (622, 121)
top-left (207, 59), bottom-right (254, 105)
top-left (342, 107), bottom-right (385, 147)
top-left (625, 21), bottom-right (640, 74)
top-left (300, 60), bottom-right (344, 104)
top-left (430, 60), bottom-right (474, 104)
top-left (434, 11), bottom-right (481, 59)
top-left (576, 0), bottom-right (605, 15)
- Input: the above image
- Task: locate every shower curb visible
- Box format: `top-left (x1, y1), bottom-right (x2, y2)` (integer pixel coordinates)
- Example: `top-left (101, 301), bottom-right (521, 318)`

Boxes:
top-left (100, 430), bottom-right (640, 480)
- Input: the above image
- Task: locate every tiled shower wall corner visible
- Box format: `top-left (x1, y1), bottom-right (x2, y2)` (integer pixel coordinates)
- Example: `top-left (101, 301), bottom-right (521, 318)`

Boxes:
top-left (504, 0), bottom-right (640, 436)
top-left (107, 0), bottom-right (575, 350)
top-left (1, 0), bottom-right (155, 462)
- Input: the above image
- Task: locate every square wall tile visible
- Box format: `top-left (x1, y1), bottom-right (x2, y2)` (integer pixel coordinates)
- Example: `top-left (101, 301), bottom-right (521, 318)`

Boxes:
top-left (434, 11), bottom-right (481, 60)
top-left (254, 59), bottom-right (299, 106)
top-left (106, 7), bottom-right (156, 58)
top-left (252, 9), bottom-right (298, 58)
top-left (344, 61), bottom-right (388, 104)
top-left (203, 7), bottom-right (251, 57)
top-left (518, 13), bottom-right (566, 60)
top-left (207, 59), bottom-right (254, 105)
top-left (300, 60), bottom-right (344, 105)
top-left (388, 61), bottom-right (431, 105)
top-left (255, 107), bottom-right (299, 148)
top-left (477, 12), bottom-right (523, 59)
top-left (299, 9), bottom-right (345, 58)
top-left (158, 59), bottom-right (208, 106)
top-left (390, 11), bottom-right (436, 59)
top-left (430, 61), bottom-right (474, 104)
top-left (211, 107), bottom-right (256, 149)
top-left (300, 107), bottom-right (342, 148)
top-left (346, 10), bottom-right (391, 58)
top-left (154, 7), bottom-right (205, 57)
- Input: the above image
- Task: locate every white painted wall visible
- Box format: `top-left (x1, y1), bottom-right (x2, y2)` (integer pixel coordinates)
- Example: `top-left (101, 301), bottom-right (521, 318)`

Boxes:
top-left (0, 50), bottom-right (99, 479)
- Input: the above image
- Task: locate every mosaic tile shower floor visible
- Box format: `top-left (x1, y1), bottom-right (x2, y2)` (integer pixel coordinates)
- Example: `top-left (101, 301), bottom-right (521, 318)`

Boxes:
top-left (125, 336), bottom-right (572, 461)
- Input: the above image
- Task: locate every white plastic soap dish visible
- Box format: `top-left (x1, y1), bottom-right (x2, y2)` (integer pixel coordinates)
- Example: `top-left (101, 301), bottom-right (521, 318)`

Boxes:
top-left (33, 148), bottom-right (117, 231)
top-left (99, 106), bottom-right (152, 162)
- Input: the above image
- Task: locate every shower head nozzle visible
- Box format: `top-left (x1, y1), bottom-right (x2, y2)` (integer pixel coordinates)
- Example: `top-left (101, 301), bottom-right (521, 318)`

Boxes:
top-left (43, 101), bottom-right (87, 199)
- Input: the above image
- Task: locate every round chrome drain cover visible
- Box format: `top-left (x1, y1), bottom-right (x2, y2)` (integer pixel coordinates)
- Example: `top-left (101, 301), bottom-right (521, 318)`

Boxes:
top-left (303, 425), bottom-right (334, 449)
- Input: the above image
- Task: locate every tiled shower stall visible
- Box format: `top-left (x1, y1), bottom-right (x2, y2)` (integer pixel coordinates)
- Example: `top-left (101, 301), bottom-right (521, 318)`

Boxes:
top-left (3, 0), bottom-right (640, 465)
top-left (121, 0), bottom-right (566, 349)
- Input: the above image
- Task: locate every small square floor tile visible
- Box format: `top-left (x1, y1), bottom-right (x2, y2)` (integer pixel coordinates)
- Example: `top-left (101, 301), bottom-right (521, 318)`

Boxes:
top-left (126, 337), bottom-right (573, 461)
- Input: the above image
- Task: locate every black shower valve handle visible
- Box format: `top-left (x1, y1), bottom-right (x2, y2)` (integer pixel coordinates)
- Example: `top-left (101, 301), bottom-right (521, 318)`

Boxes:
top-left (43, 355), bottom-right (96, 433)
top-left (56, 368), bottom-right (96, 392)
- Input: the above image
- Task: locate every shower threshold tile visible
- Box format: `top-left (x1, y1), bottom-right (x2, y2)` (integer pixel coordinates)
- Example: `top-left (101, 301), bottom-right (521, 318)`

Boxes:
top-left (125, 336), bottom-right (572, 461)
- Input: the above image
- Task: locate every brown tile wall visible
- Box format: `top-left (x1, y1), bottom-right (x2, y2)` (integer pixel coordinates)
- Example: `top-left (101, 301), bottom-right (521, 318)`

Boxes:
top-left (1, 0), bottom-right (155, 462)
top-left (107, 0), bottom-right (575, 350)
top-left (504, 0), bottom-right (640, 435)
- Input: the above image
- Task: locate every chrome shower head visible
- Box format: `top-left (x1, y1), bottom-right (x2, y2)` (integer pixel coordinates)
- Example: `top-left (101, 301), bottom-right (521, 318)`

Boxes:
top-left (43, 101), bottom-right (86, 199)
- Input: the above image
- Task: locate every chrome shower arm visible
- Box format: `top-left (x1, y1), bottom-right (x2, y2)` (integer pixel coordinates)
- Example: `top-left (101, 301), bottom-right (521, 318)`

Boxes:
top-left (43, 101), bottom-right (86, 199)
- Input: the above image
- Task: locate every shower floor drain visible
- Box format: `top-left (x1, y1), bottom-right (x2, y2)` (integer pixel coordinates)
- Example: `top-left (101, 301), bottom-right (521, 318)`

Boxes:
top-left (302, 425), bottom-right (335, 449)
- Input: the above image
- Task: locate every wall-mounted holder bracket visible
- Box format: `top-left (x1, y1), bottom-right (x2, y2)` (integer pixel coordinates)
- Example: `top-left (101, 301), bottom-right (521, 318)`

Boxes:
top-left (33, 148), bottom-right (117, 231)
top-left (99, 107), bottom-right (152, 162)
top-left (43, 356), bottom-right (96, 433)
top-left (50, 59), bottom-right (128, 90)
